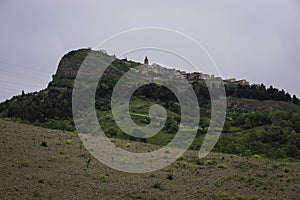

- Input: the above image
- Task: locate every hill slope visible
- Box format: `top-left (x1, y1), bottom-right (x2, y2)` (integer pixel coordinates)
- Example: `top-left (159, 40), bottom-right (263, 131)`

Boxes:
top-left (0, 119), bottom-right (299, 199)
top-left (0, 48), bottom-right (300, 160)
top-left (0, 48), bottom-right (299, 123)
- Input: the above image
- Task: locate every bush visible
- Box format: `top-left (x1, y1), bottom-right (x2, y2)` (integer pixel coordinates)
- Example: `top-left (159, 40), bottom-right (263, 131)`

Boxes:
top-left (252, 154), bottom-right (262, 159)
top-left (151, 183), bottom-right (162, 189)
top-left (65, 139), bottom-right (71, 145)
top-left (216, 163), bottom-right (227, 169)
top-left (125, 143), bottom-right (131, 148)
top-left (166, 174), bottom-right (173, 180)
top-left (41, 141), bottom-right (48, 147)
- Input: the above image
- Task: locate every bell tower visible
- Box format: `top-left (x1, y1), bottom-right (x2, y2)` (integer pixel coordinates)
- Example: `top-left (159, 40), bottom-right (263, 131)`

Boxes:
top-left (144, 56), bottom-right (149, 65)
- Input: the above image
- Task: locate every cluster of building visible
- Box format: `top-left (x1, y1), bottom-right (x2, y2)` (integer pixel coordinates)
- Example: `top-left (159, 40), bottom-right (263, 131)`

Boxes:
top-left (131, 57), bottom-right (249, 86)
top-left (223, 78), bottom-right (249, 86)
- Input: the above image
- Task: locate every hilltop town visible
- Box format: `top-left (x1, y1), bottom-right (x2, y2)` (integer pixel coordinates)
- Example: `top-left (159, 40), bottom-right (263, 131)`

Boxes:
top-left (126, 56), bottom-right (250, 86)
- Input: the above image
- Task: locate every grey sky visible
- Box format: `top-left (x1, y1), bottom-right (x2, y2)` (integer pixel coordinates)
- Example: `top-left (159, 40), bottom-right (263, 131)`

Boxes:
top-left (0, 0), bottom-right (299, 102)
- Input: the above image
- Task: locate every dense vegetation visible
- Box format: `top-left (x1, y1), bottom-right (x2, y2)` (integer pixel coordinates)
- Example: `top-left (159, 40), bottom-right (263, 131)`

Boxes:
top-left (1, 48), bottom-right (300, 160)
top-left (214, 110), bottom-right (300, 159)
top-left (226, 84), bottom-right (299, 103)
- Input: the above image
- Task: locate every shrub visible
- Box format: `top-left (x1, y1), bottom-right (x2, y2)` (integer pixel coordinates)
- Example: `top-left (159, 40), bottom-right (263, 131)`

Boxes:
top-left (65, 139), bottom-right (71, 145)
top-left (196, 159), bottom-right (204, 165)
top-left (19, 163), bottom-right (29, 168)
top-left (125, 143), bottom-right (131, 148)
top-left (252, 154), bottom-right (263, 159)
top-left (284, 168), bottom-right (290, 173)
top-left (217, 163), bottom-right (227, 169)
top-left (33, 191), bottom-right (41, 197)
top-left (100, 175), bottom-right (108, 183)
top-left (204, 160), bottom-right (213, 165)
top-left (151, 183), bottom-right (162, 189)
top-left (176, 154), bottom-right (184, 161)
top-left (166, 174), bottom-right (173, 180)
top-left (86, 158), bottom-right (91, 168)
top-left (41, 141), bottom-right (48, 147)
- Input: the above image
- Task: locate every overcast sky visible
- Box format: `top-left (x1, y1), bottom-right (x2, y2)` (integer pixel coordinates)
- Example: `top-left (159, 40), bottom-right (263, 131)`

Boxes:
top-left (0, 0), bottom-right (299, 102)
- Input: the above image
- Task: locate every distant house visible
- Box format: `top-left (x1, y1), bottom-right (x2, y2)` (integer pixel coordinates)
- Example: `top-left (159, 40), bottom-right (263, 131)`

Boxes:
top-left (224, 78), bottom-right (237, 83)
top-left (224, 78), bottom-right (249, 86)
top-left (236, 79), bottom-right (249, 86)
top-left (150, 64), bottom-right (159, 74)
top-left (191, 72), bottom-right (202, 79)
top-left (181, 72), bottom-right (191, 80)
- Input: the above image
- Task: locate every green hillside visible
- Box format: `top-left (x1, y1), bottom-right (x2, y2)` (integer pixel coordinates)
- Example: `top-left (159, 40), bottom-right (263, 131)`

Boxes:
top-left (1, 48), bottom-right (300, 160)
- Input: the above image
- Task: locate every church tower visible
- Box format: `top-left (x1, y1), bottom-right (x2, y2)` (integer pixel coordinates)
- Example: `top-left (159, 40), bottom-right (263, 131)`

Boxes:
top-left (144, 56), bottom-right (149, 65)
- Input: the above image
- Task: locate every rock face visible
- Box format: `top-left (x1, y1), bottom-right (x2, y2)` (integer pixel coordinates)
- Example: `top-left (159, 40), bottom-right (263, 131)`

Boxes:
top-left (48, 49), bottom-right (92, 90)
top-left (47, 48), bottom-right (132, 91)
top-left (55, 49), bottom-right (91, 77)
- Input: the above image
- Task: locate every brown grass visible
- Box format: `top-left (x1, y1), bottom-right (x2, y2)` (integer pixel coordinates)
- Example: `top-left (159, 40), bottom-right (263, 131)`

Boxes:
top-left (0, 119), bottom-right (299, 199)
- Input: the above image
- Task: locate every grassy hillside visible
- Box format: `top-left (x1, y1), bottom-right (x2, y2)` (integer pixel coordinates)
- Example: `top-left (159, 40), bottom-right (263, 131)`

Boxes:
top-left (1, 48), bottom-right (300, 161)
top-left (0, 119), bottom-right (299, 199)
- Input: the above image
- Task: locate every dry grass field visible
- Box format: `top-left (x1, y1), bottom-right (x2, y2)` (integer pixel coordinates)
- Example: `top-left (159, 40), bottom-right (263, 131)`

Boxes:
top-left (0, 119), bottom-right (299, 200)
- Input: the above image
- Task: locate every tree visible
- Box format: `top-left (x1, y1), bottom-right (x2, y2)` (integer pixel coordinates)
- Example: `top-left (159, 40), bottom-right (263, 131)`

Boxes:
top-left (222, 121), bottom-right (231, 133)
top-left (285, 93), bottom-right (291, 101)
top-left (292, 95), bottom-right (299, 104)
top-left (242, 118), bottom-right (252, 129)
top-left (291, 114), bottom-right (300, 133)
